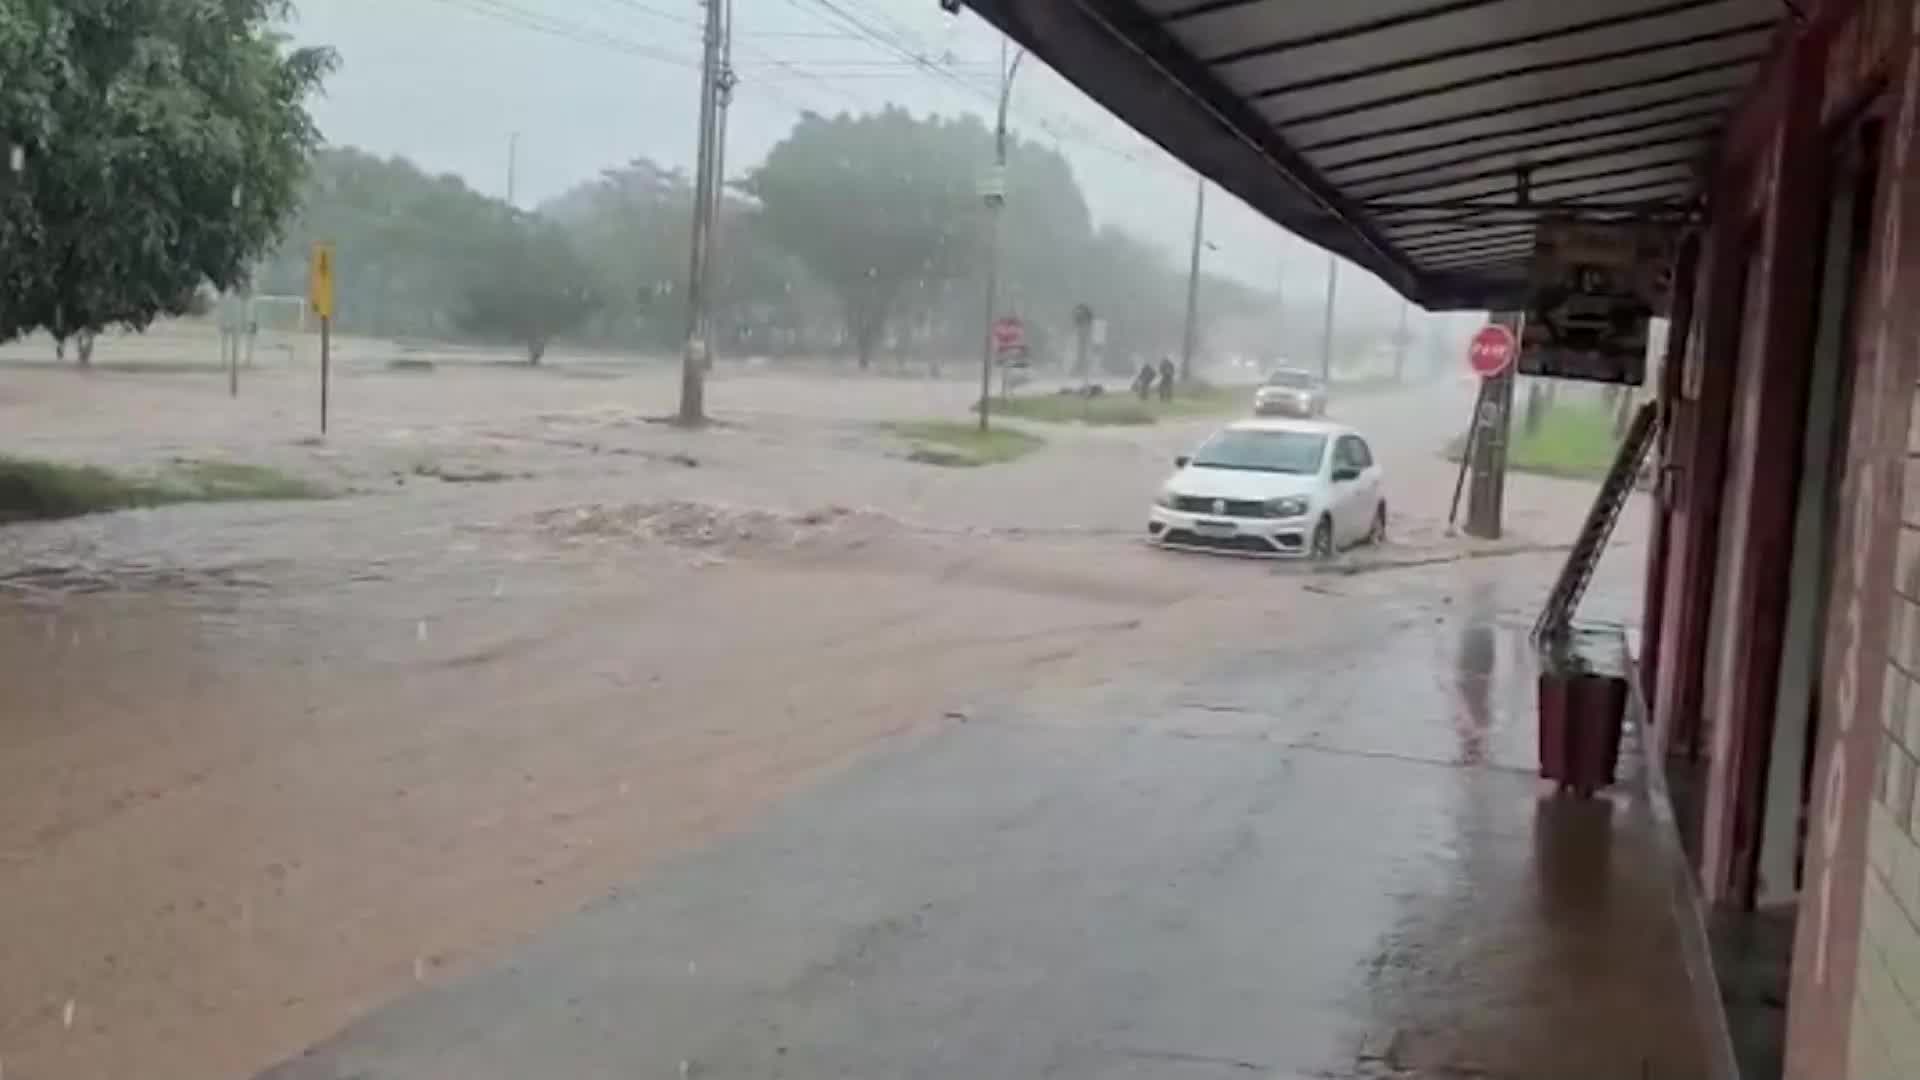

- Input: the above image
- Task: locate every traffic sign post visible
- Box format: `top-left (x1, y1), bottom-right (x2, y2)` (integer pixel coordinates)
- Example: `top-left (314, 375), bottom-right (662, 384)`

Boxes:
top-left (992, 315), bottom-right (1025, 356)
top-left (308, 243), bottom-right (335, 435)
top-left (1467, 322), bottom-right (1518, 379)
top-left (1465, 315), bottom-right (1522, 539)
top-left (1071, 304), bottom-right (1094, 380)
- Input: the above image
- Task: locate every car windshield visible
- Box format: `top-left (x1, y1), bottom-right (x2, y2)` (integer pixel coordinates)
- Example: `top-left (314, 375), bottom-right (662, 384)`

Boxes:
top-left (1190, 430), bottom-right (1327, 474)
top-left (1264, 371), bottom-right (1316, 389)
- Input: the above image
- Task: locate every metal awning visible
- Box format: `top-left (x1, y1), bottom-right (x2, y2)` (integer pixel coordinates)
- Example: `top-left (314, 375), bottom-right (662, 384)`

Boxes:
top-left (960, 0), bottom-right (1787, 309)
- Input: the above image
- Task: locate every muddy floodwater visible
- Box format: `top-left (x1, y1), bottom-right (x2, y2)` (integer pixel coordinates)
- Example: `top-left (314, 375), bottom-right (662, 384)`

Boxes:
top-left (0, 342), bottom-right (1648, 1079)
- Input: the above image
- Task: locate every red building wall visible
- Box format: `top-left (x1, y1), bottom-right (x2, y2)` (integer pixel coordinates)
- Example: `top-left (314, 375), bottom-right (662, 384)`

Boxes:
top-left (1647, 1), bottom-right (1920, 1074)
top-left (1790, 3), bottom-right (1920, 1071)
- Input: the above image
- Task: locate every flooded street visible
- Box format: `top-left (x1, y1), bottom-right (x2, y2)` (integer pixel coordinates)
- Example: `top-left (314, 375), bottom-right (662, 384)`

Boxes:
top-left (1, 350), bottom-right (1653, 1079)
top-left (251, 559), bottom-right (1700, 1080)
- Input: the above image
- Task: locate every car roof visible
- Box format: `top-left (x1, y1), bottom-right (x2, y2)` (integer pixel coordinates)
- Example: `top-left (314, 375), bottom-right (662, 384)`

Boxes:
top-left (1223, 417), bottom-right (1355, 438)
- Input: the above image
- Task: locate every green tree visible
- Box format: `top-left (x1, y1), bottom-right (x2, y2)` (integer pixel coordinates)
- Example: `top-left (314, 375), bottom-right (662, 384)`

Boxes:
top-left (542, 158), bottom-right (693, 349)
top-left (453, 215), bottom-right (602, 364)
top-left (747, 108), bottom-right (981, 369)
top-left (259, 148), bottom-right (512, 339)
top-left (0, 0), bottom-right (333, 357)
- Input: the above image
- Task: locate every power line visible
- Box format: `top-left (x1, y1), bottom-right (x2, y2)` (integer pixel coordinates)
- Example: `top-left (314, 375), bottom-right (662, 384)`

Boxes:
top-left (422, 0), bottom-right (842, 121)
top-left (780, 0), bottom-right (985, 100)
top-left (591, 0), bottom-right (703, 31)
top-left (739, 57), bottom-right (999, 68)
top-left (776, 0), bottom-right (1180, 176)
top-left (424, 0), bottom-right (698, 67)
top-left (423, 0), bottom-right (1179, 180)
top-left (738, 29), bottom-right (863, 40)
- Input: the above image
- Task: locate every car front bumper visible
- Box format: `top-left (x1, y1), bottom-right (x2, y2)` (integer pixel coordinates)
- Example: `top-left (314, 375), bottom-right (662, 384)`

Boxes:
top-left (1148, 506), bottom-right (1310, 556)
top-left (1253, 396), bottom-right (1317, 416)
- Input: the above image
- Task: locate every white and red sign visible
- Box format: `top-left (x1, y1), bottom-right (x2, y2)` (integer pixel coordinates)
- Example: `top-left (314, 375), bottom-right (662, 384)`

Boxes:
top-left (992, 315), bottom-right (1026, 355)
top-left (1467, 323), bottom-right (1518, 378)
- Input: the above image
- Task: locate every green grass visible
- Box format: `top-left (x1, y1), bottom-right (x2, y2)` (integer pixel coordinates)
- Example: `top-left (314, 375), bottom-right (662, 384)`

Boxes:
top-left (986, 382), bottom-right (1246, 426)
top-left (0, 456), bottom-right (328, 524)
top-left (885, 421), bottom-right (1045, 467)
top-left (1490, 402), bottom-right (1626, 480)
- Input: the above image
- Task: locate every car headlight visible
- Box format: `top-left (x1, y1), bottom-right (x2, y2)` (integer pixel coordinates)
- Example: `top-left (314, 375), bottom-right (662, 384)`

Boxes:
top-left (1155, 489), bottom-right (1178, 509)
top-left (1264, 496), bottom-right (1308, 519)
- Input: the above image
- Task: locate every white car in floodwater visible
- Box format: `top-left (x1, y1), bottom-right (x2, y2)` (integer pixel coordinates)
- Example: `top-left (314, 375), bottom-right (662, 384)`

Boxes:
top-left (1149, 418), bottom-right (1386, 559)
top-left (1252, 367), bottom-right (1328, 417)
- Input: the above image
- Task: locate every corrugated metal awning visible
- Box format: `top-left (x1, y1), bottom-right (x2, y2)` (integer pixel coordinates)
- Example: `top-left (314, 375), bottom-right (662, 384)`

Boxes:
top-left (961, 0), bottom-right (1786, 309)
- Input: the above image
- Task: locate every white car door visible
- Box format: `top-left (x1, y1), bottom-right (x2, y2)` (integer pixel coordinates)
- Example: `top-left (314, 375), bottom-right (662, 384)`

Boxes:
top-left (1329, 436), bottom-right (1365, 543)
top-left (1349, 435), bottom-right (1383, 537)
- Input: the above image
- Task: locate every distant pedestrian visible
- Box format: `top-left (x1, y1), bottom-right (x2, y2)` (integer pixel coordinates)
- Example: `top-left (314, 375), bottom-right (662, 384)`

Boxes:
top-left (1134, 361), bottom-right (1156, 401)
top-left (1158, 356), bottom-right (1176, 402)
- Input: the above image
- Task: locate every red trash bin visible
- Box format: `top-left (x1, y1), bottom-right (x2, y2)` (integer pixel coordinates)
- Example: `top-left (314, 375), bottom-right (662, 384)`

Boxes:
top-left (1537, 632), bottom-right (1628, 798)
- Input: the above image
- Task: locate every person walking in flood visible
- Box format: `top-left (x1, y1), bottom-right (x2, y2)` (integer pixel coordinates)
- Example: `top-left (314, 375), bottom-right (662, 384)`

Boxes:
top-left (1158, 355), bottom-right (1176, 402)
top-left (1134, 360), bottom-right (1157, 401)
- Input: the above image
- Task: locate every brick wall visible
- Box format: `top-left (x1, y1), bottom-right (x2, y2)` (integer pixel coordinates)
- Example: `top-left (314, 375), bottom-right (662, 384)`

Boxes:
top-left (1851, 401), bottom-right (1920, 1078)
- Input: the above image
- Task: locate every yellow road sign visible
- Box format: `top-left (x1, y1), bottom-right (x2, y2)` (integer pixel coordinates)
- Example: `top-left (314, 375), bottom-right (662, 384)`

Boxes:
top-left (308, 242), bottom-right (336, 318)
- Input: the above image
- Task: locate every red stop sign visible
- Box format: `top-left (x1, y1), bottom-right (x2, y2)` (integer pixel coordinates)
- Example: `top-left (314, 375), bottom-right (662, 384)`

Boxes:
top-left (992, 316), bottom-right (1025, 352)
top-left (1467, 323), bottom-right (1518, 378)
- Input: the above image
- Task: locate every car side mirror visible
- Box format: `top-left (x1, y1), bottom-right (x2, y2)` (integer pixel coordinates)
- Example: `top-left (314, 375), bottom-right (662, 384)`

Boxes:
top-left (1332, 466), bottom-right (1359, 482)
top-left (1174, 455), bottom-right (1190, 468)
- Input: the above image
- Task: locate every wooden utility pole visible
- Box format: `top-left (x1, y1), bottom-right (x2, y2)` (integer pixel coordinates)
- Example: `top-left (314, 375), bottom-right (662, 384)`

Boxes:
top-left (678, 0), bottom-right (728, 425)
top-left (705, 0), bottom-right (736, 363)
top-left (977, 38), bottom-right (1024, 432)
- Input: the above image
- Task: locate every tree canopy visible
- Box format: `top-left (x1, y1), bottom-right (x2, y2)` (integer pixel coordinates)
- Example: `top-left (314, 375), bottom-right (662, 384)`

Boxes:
top-left (746, 107), bottom-right (1265, 372)
top-left (454, 214), bottom-right (602, 363)
top-left (244, 107), bottom-right (1273, 372)
top-left (258, 147), bottom-right (517, 337)
top-left (540, 158), bottom-right (823, 353)
top-left (0, 0), bottom-right (333, 351)
top-left (748, 108), bottom-right (983, 368)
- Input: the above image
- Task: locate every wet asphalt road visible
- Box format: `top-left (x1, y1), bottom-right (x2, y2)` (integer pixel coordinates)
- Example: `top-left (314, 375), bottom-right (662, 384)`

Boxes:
top-left (257, 571), bottom-right (1708, 1080)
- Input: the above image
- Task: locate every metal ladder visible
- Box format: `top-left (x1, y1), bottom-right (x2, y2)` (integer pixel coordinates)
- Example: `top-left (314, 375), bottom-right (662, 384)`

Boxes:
top-left (1532, 401), bottom-right (1661, 643)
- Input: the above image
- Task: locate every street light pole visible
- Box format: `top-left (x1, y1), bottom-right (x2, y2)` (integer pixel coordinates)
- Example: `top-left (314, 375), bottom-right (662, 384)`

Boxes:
top-left (1180, 177), bottom-right (1205, 384)
top-left (977, 38), bottom-right (1024, 433)
top-left (506, 131), bottom-right (519, 207)
top-left (1319, 251), bottom-right (1338, 384)
top-left (1394, 297), bottom-right (1409, 382)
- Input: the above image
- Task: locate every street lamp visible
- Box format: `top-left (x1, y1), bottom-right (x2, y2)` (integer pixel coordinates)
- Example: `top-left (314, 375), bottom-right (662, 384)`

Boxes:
top-left (977, 41), bottom-right (1025, 433)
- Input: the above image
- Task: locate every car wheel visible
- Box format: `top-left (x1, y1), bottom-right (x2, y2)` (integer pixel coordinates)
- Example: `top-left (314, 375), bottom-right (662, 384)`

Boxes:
top-left (1368, 502), bottom-right (1387, 545)
top-left (1310, 516), bottom-right (1334, 560)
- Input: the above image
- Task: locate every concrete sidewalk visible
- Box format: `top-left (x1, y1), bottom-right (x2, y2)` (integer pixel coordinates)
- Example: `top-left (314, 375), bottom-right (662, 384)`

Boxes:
top-left (259, 565), bottom-right (1718, 1080)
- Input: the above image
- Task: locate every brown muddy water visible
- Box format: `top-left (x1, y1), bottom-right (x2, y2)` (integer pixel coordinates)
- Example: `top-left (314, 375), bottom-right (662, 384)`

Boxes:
top-left (0, 357), bottom-right (1642, 1078)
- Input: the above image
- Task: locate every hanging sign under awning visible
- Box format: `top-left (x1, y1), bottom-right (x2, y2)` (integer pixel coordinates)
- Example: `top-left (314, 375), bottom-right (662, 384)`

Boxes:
top-left (1519, 220), bottom-right (1676, 386)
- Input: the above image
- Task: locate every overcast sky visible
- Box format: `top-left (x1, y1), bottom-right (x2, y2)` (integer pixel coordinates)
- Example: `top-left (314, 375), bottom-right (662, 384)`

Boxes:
top-left (284, 0), bottom-right (1444, 329)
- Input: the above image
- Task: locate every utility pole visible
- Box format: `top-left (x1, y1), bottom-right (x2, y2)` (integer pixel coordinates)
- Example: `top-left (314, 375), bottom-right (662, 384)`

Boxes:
top-left (1180, 177), bottom-right (1205, 384)
top-left (977, 37), bottom-right (1024, 433)
top-left (678, 0), bottom-right (725, 425)
top-left (506, 132), bottom-right (519, 207)
top-left (1319, 251), bottom-right (1338, 384)
top-left (705, 0), bottom-right (736, 363)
